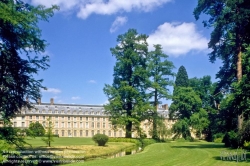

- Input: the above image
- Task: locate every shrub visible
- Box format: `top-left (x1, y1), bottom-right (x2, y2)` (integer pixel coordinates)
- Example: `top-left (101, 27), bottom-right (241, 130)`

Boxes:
top-left (141, 139), bottom-right (157, 147)
top-left (92, 134), bottom-right (109, 146)
top-left (108, 137), bottom-right (141, 146)
top-left (212, 133), bottom-right (224, 141)
top-left (214, 138), bottom-right (223, 143)
top-left (243, 141), bottom-right (250, 150)
top-left (223, 131), bottom-right (239, 148)
top-left (239, 120), bottom-right (250, 146)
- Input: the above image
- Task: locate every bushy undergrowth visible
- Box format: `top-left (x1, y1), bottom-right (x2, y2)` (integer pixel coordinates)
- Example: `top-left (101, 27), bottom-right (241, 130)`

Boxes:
top-left (92, 134), bottom-right (109, 146)
top-left (223, 131), bottom-right (239, 148)
top-left (214, 138), bottom-right (223, 143)
top-left (108, 138), bottom-right (141, 146)
top-left (108, 137), bottom-right (158, 148)
top-left (141, 139), bottom-right (157, 147)
top-left (243, 141), bottom-right (250, 150)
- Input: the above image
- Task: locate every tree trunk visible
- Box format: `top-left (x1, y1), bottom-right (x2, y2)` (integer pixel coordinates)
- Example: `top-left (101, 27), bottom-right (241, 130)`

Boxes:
top-left (152, 90), bottom-right (158, 139)
top-left (126, 102), bottom-right (133, 138)
top-left (237, 46), bottom-right (243, 130)
top-left (125, 121), bottom-right (132, 138)
top-left (236, 20), bottom-right (243, 130)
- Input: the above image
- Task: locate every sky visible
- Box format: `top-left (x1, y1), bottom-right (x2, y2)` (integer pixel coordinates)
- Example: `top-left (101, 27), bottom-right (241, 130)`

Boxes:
top-left (25, 0), bottom-right (222, 105)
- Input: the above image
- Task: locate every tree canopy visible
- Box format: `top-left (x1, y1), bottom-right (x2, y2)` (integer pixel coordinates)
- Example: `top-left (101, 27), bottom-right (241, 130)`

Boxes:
top-left (0, 0), bottom-right (58, 120)
top-left (175, 65), bottom-right (189, 88)
top-left (27, 121), bottom-right (45, 137)
top-left (147, 44), bottom-right (175, 139)
top-left (194, 0), bottom-right (250, 129)
top-left (103, 29), bottom-right (150, 138)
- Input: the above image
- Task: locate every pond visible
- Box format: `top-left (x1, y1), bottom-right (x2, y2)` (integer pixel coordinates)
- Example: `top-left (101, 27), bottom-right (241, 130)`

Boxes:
top-left (108, 146), bottom-right (142, 159)
top-left (85, 146), bottom-right (142, 161)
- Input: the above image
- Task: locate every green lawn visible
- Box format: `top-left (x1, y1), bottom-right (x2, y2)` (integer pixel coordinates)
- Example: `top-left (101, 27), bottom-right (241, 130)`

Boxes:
top-left (25, 137), bottom-right (94, 147)
top-left (22, 137), bottom-right (135, 161)
top-left (65, 141), bottom-right (249, 166)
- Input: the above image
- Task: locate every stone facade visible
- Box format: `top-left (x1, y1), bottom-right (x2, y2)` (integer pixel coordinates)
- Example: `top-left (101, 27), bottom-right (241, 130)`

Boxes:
top-left (8, 100), bottom-right (174, 138)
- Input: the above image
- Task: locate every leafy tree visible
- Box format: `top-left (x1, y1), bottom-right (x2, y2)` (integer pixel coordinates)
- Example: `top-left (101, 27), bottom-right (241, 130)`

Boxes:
top-left (170, 87), bottom-right (202, 120)
top-left (170, 87), bottom-right (207, 139)
top-left (156, 115), bottom-right (172, 140)
top-left (175, 65), bottom-right (189, 88)
top-left (189, 76), bottom-right (223, 141)
top-left (147, 44), bottom-right (175, 139)
top-left (42, 118), bottom-right (54, 147)
top-left (0, 120), bottom-right (27, 148)
top-left (190, 108), bottom-right (209, 139)
top-left (189, 76), bottom-right (217, 109)
top-left (103, 29), bottom-right (150, 138)
top-left (194, 0), bottom-right (250, 129)
top-left (27, 121), bottom-right (45, 137)
top-left (172, 118), bottom-right (190, 140)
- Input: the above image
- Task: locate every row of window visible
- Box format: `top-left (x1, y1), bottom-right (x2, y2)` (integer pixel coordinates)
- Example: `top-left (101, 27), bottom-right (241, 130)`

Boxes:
top-left (27, 110), bottom-right (104, 115)
top-left (28, 116), bottom-right (107, 121)
top-left (56, 130), bottom-right (123, 137)
top-left (53, 122), bottom-right (111, 129)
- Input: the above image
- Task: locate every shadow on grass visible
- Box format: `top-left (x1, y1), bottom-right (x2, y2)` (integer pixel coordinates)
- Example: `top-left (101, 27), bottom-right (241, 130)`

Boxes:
top-left (171, 143), bottom-right (225, 149)
top-left (213, 152), bottom-right (250, 162)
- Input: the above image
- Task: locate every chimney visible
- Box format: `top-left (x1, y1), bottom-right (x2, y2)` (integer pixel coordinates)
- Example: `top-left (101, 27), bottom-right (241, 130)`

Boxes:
top-left (163, 104), bottom-right (169, 110)
top-left (50, 98), bottom-right (54, 105)
top-left (37, 98), bottom-right (41, 105)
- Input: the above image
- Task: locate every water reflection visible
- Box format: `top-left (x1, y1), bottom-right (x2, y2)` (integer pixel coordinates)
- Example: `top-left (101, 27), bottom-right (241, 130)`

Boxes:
top-left (109, 147), bottom-right (141, 159)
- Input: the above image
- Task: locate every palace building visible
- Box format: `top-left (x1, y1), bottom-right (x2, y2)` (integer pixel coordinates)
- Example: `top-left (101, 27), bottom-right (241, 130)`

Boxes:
top-left (9, 98), bottom-right (174, 138)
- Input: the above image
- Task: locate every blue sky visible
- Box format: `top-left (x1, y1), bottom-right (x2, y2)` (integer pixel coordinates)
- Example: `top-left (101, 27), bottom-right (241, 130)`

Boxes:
top-left (26, 0), bottom-right (221, 105)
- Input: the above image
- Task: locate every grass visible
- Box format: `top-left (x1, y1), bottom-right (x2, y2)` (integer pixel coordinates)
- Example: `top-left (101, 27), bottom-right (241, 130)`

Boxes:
top-left (65, 141), bottom-right (250, 166)
top-left (23, 137), bottom-right (135, 161)
top-left (25, 137), bottom-right (95, 147)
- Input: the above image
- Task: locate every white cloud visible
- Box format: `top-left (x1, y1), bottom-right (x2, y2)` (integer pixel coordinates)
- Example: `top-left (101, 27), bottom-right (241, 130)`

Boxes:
top-left (28, 0), bottom-right (172, 19)
top-left (41, 88), bottom-right (62, 94)
top-left (28, 0), bottom-right (79, 11)
top-left (110, 16), bottom-right (128, 33)
top-left (88, 80), bottom-right (97, 84)
top-left (71, 96), bottom-right (81, 100)
top-left (147, 22), bottom-right (209, 57)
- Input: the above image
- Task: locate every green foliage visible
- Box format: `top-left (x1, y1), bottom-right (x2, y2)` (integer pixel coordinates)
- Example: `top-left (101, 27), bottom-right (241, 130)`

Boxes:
top-left (103, 29), bottom-right (151, 138)
top-left (42, 118), bottom-right (54, 147)
top-left (170, 86), bottom-right (209, 140)
top-left (92, 134), bottom-right (109, 146)
top-left (108, 137), bottom-right (141, 146)
top-left (0, 140), bottom-right (15, 163)
top-left (170, 87), bottom-right (202, 119)
top-left (108, 137), bottom-right (157, 148)
top-left (233, 51), bottom-right (250, 121)
top-left (27, 121), bottom-right (45, 137)
top-left (243, 141), bottom-right (250, 150)
top-left (214, 138), bottom-right (223, 143)
top-left (239, 120), bottom-right (250, 146)
top-left (149, 115), bottom-right (172, 141)
top-left (194, 0), bottom-right (250, 131)
top-left (172, 118), bottom-right (191, 140)
top-left (147, 44), bottom-right (175, 139)
top-left (0, 121), bottom-right (27, 148)
top-left (175, 65), bottom-right (189, 88)
top-left (223, 131), bottom-right (239, 148)
top-left (0, 0), bottom-right (58, 120)
top-left (194, 0), bottom-right (250, 88)
top-left (141, 139), bottom-right (157, 147)
top-left (190, 108), bottom-right (209, 139)
top-left (212, 133), bottom-right (224, 142)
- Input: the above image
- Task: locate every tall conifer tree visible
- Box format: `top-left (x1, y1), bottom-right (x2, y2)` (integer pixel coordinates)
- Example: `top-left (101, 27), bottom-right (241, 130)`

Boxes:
top-left (147, 44), bottom-right (175, 139)
top-left (194, 0), bottom-right (250, 129)
top-left (103, 29), bottom-right (150, 138)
